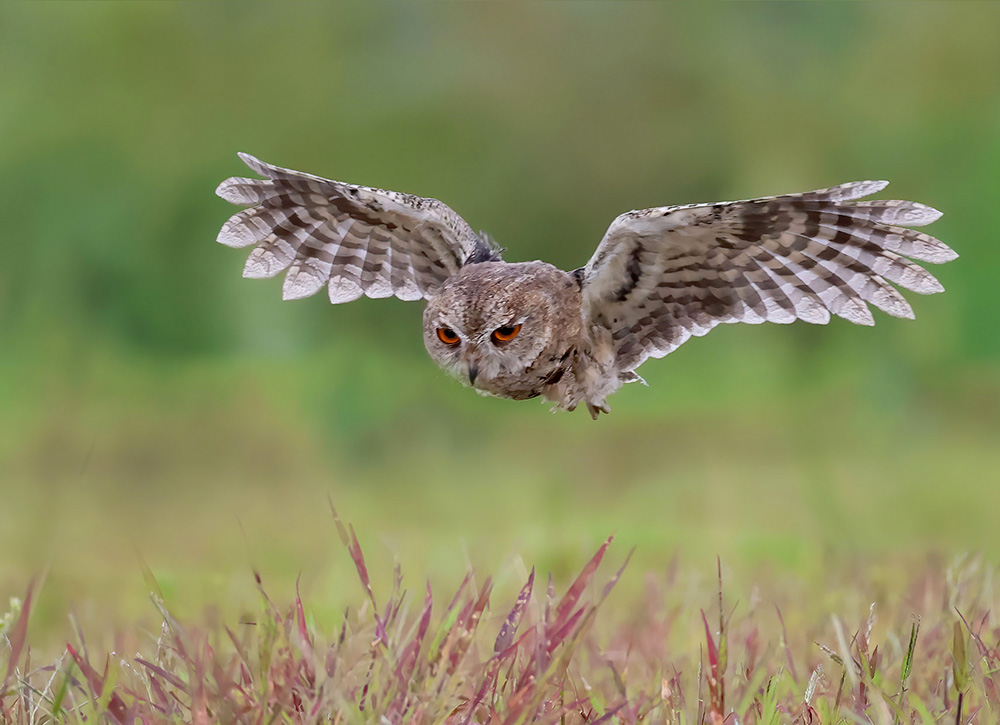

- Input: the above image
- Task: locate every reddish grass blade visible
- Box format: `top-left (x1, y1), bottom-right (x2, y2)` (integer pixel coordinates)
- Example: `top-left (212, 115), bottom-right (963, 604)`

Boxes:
top-left (394, 582), bottom-right (433, 693)
top-left (775, 605), bottom-right (800, 683)
top-left (716, 557), bottom-right (728, 678)
top-left (65, 644), bottom-right (130, 723)
top-left (495, 567), bottom-right (534, 654)
top-left (589, 701), bottom-right (627, 724)
top-left (956, 608), bottom-right (995, 666)
top-left (448, 579), bottom-right (493, 673)
top-left (331, 502), bottom-right (376, 609)
top-left (459, 658), bottom-right (500, 725)
top-left (701, 610), bottom-right (720, 672)
top-left (599, 547), bottom-right (634, 604)
top-left (348, 525), bottom-right (376, 612)
top-left (135, 657), bottom-right (187, 691)
top-left (555, 535), bottom-right (612, 623)
top-left (1, 581), bottom-right (33, 698)
top-left (546, 607), bottom-right (586, 654)
top-left (293, 578), bottom-right (316, 685)
top-left (701, 609), bottom-right (725, 720)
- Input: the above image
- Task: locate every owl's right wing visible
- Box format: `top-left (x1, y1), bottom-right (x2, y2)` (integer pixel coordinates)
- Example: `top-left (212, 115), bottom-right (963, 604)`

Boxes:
top-left (579, 181), bottom-right (956, 373)
top-left (216, 153), bottom-right (500, 303)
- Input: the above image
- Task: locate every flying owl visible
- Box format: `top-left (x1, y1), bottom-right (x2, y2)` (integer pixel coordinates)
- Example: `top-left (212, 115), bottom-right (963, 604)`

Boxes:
top-left (215, 153), bottom-right (955, 418)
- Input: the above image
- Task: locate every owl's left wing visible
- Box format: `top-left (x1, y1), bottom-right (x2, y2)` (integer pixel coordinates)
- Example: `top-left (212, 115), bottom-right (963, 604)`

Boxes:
top-left (216, 153), bottom-right (499, 303)
top-left (579, 181), bottom-right (956, 373)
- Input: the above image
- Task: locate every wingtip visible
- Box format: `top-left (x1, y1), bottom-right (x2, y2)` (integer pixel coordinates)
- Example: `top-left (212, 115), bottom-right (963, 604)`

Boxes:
top-left (913, 204), bottom-right (944, 226)
top-left (863, 180), bottom-right (890, 196)
top-left (850, 180), bottom-right (889, 195)
top-left (890, 201), bottom-right (943, 227)
top-left (282, 267), bottom-right (326, 301)
top-left (924, 238), bottom-right (958, 264)
top-left (214, 178), bottom-right (234, 200)
top-left (821, 179), bottom-right (889, 202)
top-left (215, 224), bottom-right (239, 247)
top-left (216, 214), bottom-right (258, 248)
top-left (888, 300), bottom-right (917, 321)
top-left (237, 151), bottom-right (262, 172)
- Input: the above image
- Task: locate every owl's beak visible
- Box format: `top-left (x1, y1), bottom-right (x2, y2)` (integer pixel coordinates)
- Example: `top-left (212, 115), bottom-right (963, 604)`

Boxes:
top-left (467, 362), bottom-right (479, 386)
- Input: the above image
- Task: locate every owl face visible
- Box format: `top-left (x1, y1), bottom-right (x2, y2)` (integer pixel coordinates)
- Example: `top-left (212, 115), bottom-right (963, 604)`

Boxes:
top-left (422, 262), bottom-right (579, 400)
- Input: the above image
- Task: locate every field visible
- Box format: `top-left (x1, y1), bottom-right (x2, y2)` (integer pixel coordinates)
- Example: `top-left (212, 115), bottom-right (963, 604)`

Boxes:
top-left (2, 2), bottom-right (999, 722)
top-left (4, 519), bottom-right (1000, 723)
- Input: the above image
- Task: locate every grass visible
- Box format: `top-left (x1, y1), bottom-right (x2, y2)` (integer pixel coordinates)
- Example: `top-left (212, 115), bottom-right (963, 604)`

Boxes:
top-left (2, 350), bottom-right (999, 723)
top-left (2, 507), bottom-right (998, 723)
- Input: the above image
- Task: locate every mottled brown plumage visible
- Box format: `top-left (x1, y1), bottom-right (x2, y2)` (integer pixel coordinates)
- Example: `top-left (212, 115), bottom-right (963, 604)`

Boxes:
top-left (216, 154), bottom-right (956, 418)
top-left (422, 261), bottom-right (593, 408)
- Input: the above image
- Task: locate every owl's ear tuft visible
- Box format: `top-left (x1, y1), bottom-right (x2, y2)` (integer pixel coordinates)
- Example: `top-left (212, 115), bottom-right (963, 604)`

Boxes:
top-left (464, 232), bottom-right (505, 265)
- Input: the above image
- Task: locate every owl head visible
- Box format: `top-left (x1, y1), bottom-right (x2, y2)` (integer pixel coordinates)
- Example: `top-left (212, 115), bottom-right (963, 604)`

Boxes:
top-left (422, 261), bottom-right (581, 399)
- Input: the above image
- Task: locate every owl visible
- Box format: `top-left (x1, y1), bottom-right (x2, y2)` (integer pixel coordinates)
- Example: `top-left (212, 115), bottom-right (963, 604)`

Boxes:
top-left (216, 153), bottom-right (955, 418)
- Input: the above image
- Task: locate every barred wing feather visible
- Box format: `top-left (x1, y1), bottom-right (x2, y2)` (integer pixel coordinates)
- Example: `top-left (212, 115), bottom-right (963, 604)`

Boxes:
top-left (216, 153), bottom-right (496, 303)
top-left (580, 181), bottom-right (956, 372)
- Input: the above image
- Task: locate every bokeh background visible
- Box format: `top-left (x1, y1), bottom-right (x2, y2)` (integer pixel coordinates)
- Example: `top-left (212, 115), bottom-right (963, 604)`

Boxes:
top-left (2, 2), bottom-right (998, 642)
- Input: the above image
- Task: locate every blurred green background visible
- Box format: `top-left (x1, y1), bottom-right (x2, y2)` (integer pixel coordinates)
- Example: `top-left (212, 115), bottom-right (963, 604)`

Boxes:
top-left (1, 2), bottom-right (998, 641)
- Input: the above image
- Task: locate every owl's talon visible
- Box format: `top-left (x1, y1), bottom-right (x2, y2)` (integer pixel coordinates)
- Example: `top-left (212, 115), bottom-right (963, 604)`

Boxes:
top-left (586, 402), bottom-right (610, 419)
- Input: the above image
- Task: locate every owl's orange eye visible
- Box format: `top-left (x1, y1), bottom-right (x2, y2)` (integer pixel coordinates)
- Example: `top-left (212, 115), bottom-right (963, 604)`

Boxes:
top-left (491, 324), bottom-right (522, 343)
top-left (437, 327), bottom-right (460, 345)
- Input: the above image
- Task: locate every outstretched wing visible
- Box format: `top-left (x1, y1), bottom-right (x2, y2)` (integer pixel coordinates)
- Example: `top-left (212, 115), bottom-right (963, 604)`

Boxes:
top-left (580, 181), bottom-right (956, 372)
top-left (216, 153), bottom-right (499, 303)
